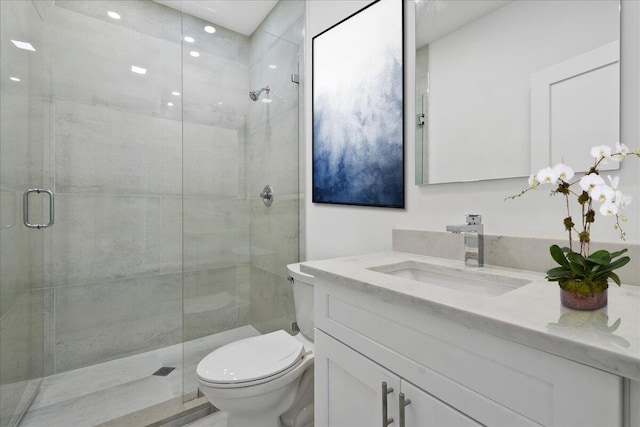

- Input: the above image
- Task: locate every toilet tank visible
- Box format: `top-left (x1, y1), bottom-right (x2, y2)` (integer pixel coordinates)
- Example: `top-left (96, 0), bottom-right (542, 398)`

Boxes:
top-left (287, 263), bottom-right (314, 341)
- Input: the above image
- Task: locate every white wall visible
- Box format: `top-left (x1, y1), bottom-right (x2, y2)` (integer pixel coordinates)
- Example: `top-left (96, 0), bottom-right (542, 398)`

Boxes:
top-left (305, 0), bottom-right (640, 261)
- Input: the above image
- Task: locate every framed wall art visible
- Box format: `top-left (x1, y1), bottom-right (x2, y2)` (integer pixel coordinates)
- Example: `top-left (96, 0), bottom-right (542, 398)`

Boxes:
top-left (312, 0), bottom-right (405, 208)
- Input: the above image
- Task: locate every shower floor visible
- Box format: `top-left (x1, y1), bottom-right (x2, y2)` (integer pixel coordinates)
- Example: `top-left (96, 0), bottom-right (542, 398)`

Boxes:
top-left (19, 326), bottom-right (260, 427)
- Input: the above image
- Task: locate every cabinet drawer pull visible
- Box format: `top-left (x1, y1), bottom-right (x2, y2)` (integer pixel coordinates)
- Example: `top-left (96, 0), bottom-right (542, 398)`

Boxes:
top-left (382, 382), bottom-right (394, 426)
top-left (399, 392), bottom-right (411, 427)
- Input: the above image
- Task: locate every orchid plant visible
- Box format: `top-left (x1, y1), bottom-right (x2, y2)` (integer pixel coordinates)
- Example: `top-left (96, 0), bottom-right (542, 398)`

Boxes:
top-left (508, 142), bottom-right (639, 291)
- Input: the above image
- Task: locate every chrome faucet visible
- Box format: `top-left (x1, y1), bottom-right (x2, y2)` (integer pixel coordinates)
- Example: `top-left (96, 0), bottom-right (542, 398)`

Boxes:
top-left (446, 214), bottom-right (484, 267)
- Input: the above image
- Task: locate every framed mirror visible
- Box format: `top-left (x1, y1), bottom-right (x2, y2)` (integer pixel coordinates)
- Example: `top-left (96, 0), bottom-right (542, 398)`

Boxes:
top-left (415, 0), bottom-right (620, 185)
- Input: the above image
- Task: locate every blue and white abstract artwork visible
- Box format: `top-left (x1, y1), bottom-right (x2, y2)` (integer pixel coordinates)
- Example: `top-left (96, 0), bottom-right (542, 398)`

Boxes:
top-left (312, 0), bottom-right (404, 208)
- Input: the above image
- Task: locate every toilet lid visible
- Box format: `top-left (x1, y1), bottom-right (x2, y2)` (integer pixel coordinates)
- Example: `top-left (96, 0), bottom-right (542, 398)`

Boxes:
top-left (197, 330), bottom-right (304, 384)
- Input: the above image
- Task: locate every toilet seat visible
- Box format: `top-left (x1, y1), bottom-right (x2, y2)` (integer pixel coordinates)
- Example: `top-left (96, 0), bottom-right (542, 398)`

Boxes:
top-left (197, 331), bottom-right (305, 388)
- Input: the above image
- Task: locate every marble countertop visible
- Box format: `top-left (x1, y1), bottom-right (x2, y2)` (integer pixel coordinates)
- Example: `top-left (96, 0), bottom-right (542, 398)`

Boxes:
top-left (301, 251), bottom-right (640, 381)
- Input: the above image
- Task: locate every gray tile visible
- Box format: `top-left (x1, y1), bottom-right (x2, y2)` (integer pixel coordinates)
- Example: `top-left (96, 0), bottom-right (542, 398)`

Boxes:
top-left (0, 93), bottom-right (44, 190)
top-left (183, 123), bottom-right (240, 198)
top-left (183, 231), bottom-right (250, 272)
top-left (0, 290), bottom-right (44, 385)
top-left (160, 196), bottom-right (183, 275)
top-left (44, 3), bottom-right (182, 119)
top-left (247, 106), bottom-right (299, 197)
top-left (53, 273), bottom-right (182, 373)
top-left (249, 267), bottom-right (294, 335)
top-left (250, 197), bottom-right (300, 278)
top-left (30, 350), bottom-right (164, 411)
top-left (54, 100), bottom-right (182, 196)
top-left (54, 0), bottom-right (183, 44)
top-left (45, 194), bottom-right (164, 287)
top-left (20, 375), bottom-right (175, 427)
top-left (184, 268), bottom-right (241, 341)
top-left (182, 51), bottom-right (249, 130)
top-left (183, 198), bottom-right (249, 236)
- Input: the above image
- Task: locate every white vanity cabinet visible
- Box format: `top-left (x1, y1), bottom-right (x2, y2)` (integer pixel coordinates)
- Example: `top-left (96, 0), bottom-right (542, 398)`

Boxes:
top-left (314, 277), bottom-right (625, 427)
top-left (316, 329), bottom-right (480, 427)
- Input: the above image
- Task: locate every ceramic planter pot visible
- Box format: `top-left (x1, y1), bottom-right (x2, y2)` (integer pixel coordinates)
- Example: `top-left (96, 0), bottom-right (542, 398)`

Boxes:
top-left (560, 286), bottom-right (608, 310)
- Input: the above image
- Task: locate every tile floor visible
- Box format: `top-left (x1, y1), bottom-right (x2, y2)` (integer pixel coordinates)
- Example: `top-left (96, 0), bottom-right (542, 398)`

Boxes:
top-left (19, 326), bottom-right (260, 427)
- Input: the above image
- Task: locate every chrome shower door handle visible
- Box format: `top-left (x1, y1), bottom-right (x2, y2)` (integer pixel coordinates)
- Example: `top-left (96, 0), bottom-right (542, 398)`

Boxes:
top-left (23, 188), bottom-right (54, 229)
top-left (260, 184), bottom-right (273, 207)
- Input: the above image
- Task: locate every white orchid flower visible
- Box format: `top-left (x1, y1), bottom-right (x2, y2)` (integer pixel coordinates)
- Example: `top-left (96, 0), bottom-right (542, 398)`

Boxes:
top-left (614, 190), bottom-right (633, 208)
top-left (579, 173), bottom-right (605, 192)
top-left (591, 185), bottom-right (615, 202)
top-left (528, 174), bottom-right (539, 188)
top-left (552, 163), bottom-right (574, 182)
top-left (536, 167), bottom-right (559, 184)
top-left (607, 175), bottom-right (620, 190)
top-left (611, 142), bottom-right (629, 161)
top-left (599, 201), bottom-right (618, 216)
top-left (591, 145), bottom-right (612, 159)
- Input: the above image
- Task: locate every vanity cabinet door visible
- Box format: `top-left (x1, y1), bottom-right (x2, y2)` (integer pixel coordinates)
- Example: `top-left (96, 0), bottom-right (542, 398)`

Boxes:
top-left (315, 330), bottom-right (400, 427)
top-left (400, 379), bottom-right (481, 427)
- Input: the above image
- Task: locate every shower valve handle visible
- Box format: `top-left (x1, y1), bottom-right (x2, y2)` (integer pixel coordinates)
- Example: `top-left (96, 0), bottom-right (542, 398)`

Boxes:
top-left (260, 185), bottom-right (273, 207)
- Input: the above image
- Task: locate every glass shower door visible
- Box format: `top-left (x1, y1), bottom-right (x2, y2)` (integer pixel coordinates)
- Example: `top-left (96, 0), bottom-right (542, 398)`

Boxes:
top-left (0, 1), bottom-right (46, 425)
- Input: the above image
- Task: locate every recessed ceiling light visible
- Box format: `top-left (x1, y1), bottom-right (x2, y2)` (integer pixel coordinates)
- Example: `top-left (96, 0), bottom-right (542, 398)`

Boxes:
top-left (190, 51), bottom-right (200, 58)
top-left (167, 102), bottom-right (174, 107)
top-left (184, 36), bottom-right (195, 43)
top-left (10, 77), bottom-right (21, 82)
top-left (107, 11), bottom-right (121, 20)
top-left (11, 40), bottom-right (36, 52)
top-left (268, 64), bottom-right (277, 69)
top-left (204, 26), bottom-right (216, 34)
top-left (218, 101), bottom-right (223, 105)
top-left (131, 65), bottom-right (147, 75)
top-left (172, 91), bottom-right (181, 96)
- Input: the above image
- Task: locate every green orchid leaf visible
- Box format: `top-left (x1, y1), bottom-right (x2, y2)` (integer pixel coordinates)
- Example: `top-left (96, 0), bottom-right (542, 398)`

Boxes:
top-left (606, 255), bottom-right (630, 271)
top-left (609, 248), bottom-right (629, 259)
top-left (549, 245), bottom-right (570, 267)
top-left (546, 267), bottom-right (573, 280)
top-left (565, 252), bottom-right (587, 276)
top-left (586, 251), bottom-right (611, 265)
top-left (566, 251), bottom-right (587, 267)
top-left (608, 272), bottom-right (622, 286)
top-left (592, 256), bottom-right (631, 280)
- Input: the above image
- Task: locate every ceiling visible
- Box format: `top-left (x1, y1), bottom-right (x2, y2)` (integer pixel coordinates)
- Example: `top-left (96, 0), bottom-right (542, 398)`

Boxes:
top-left (154, 0), bottom-right (279, 36)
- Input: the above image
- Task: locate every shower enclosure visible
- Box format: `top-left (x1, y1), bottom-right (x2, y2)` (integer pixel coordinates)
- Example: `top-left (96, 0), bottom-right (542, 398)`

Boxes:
top-left (0, 0), bottom-right (303, 425)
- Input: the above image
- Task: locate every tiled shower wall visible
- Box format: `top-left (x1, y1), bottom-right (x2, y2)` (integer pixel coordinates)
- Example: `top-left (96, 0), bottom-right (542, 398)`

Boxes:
top-left (37, 0), bottom-right (268, 374)
top-left (247, 2), bottom-right (304, 334)
top-left (2, 0), bottom-right (303, 421)
top-left (41, 1), bottom-right (184, 374)
top-left (0, 2), bottom-right (46, 424)
top-left (33, 0), bottom-right (303, 375)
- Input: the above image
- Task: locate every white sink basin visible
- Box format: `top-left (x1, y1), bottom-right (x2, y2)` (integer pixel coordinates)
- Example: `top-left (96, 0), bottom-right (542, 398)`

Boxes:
top-left (370, 261), bottom-right (532, 296)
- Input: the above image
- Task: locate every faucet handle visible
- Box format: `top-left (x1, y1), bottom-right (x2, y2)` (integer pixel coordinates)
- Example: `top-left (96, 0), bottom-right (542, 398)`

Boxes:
top-left (466, 214), bottom-right (482, 225)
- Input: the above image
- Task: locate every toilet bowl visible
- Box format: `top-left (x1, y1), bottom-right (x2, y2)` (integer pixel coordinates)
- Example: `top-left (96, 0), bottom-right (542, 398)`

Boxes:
top-left (197, 263), bottom-right (314, 427)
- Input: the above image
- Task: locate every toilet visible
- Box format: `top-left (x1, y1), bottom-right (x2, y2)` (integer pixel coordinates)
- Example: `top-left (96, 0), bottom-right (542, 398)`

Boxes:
top-left (196, 263), bottom-right (315, 427)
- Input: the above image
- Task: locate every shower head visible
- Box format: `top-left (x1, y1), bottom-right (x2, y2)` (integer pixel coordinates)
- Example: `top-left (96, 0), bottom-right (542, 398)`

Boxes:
top-left (249, 86), bottom-right (270, 101)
